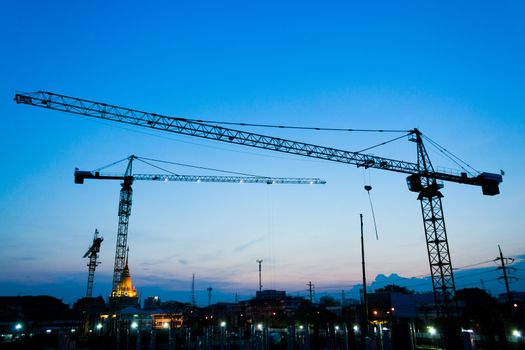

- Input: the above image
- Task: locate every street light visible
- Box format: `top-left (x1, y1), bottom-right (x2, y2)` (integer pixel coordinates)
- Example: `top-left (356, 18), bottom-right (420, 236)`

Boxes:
top-left (14, 323), bottom-right (23, 331)
top-left (220, 321), bottom-right (227, 350)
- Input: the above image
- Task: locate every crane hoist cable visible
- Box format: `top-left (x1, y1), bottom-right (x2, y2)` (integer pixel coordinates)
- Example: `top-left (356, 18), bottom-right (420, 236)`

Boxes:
top-left (364, 184), bottom-right (379, 241)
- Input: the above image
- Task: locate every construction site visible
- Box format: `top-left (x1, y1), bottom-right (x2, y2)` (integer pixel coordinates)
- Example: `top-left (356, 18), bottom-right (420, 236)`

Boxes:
top-left (2, 2), bottom-right (524, 350)
top-left (1, 91), bottom-right (522, 350)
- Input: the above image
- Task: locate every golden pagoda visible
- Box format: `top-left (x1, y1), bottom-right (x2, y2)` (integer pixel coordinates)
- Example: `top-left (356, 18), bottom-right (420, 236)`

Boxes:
top-left (109, 250), bottom-right (139, 308)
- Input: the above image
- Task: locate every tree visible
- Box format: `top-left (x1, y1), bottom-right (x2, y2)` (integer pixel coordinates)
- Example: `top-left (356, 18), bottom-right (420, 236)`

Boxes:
top-left (455, 288), bottom-right (506, 349)
top-left (319, 296), bottom-right (339, 307)
top-left (375, 284), bottom-right (414, 294)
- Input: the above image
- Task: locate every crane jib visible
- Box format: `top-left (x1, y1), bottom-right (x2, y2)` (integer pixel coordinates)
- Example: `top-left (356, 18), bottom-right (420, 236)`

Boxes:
top-left (16, 91), bottom-right (502, 195)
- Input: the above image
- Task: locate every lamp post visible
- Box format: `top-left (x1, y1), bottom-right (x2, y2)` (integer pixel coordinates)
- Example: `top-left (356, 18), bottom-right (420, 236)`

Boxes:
top-left (360, 214), bottom-right (369, 346)
top-left (14, 322), bottom-right (23, 340)
top-left (220, 321), bottom-right (226, 350)
top-left (163, 321), bottom-right (174, 350)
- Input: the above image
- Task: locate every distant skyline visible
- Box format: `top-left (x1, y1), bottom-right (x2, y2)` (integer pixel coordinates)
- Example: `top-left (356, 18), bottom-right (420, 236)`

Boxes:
top-left (1, 257), bottom-right (523, 306)
top-left (1, 1), bottom-right (524, 306)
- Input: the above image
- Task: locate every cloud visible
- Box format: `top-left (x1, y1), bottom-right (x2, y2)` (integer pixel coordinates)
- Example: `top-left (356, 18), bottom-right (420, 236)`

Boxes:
top-left (139, 254), bottom-right (180, 267)
top-left (12, 256), bottom-right (38, 262)
top-left (233, 236), bottom-right (264, 252)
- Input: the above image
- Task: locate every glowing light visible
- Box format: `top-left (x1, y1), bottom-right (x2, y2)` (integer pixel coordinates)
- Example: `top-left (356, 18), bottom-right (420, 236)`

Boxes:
top-left (14, 323), bottom-right (22, 331)
top-left (513, 330), bottom-right (522, 338)
top-left (335, 326), bottom-right (340, 331)
top-left (131, 321), bottom-right (138, 329)
top-left (96, 324), bottom-right (103, 330)
top-left (353, 325), bottom-right (359, 332)
top-left (428, 326), bottom-right (437, 336)
top-left (299, 325), bottom-right (304, 330)
top-left (46, 329), bottom-right (52, 334)
top-left (71, 329), bottom-right (76, 333)
top-left (220, 321), bottom-right (226, 328)
top-left (163, 322), bottom-right (169, 329)
top-left (257, 324), bottom-right (263, 331)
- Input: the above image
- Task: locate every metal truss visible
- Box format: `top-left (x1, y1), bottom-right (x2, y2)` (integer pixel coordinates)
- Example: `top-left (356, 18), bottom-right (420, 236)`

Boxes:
top-left (15, 91), bottom-right (493, 186)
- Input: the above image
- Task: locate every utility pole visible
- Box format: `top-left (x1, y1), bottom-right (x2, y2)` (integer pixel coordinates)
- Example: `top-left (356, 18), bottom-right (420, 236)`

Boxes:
top-left (256, 259), bottom-right (263, 292)
top-left (307, 281), bottom-right (314, 303)
top-left (360, 214), bottom-right (369, 342)
top-left (192, 273), bottom-right (196, 307)
top-left (207, 287), bottom-right (213, 307)
top-left (495, 244), bottom-right (515, 306)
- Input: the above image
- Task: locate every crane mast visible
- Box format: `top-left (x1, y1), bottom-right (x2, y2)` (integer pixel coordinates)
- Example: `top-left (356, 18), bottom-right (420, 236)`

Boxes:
top-left (15, 91), bottom-right (503, 311)
top-left (83, 229), bottom-right (104, 298)
top-left (414, 130), bottom-right (456, 312)
top-left (75, 155), bottom-right (325, 290)
top-left (113, 160), bottom-right (133, 290)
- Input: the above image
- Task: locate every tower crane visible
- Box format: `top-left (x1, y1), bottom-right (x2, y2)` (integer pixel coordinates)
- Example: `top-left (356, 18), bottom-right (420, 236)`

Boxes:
top-left (74, 155), bottom-right (325, 290)
top-left (15, 91), bottom-right (503, 313)
top-left (83, 229), bottom-right (104, 298)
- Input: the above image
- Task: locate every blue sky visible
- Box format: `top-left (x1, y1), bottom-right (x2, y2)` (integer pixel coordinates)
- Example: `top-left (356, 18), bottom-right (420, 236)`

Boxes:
top-left (1, 1), bottom-right (524, 305)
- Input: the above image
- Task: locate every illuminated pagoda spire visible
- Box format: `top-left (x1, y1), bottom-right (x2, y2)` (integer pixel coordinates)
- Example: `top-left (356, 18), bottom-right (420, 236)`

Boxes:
top-left (109, 247), bottom-right (139, 308)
